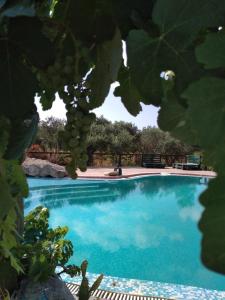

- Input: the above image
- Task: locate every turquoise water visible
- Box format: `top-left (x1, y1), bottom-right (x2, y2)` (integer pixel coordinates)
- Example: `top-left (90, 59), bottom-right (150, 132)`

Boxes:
top-left (25, 176), bottom-right (225, 291)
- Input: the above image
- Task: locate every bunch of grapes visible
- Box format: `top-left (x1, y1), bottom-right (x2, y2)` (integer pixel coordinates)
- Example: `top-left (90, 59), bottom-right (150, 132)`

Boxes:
top-left (61, 86), bottom-right (96, 178)
top-left (37, 52), bottom-right (95, 178)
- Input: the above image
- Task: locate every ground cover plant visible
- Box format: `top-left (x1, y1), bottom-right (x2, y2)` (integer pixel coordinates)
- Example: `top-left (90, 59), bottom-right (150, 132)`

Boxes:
top-left (0, 0), bottom-right (225, 295)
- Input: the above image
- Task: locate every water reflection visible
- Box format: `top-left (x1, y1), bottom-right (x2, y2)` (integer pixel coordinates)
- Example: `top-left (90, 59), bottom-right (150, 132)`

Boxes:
top-left (25, 176), bottom-right (225, 291)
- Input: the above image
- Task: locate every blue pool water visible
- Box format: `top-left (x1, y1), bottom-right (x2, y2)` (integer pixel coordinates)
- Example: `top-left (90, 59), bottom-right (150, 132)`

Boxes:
top-left (26, 176), bottom-right (225, 291)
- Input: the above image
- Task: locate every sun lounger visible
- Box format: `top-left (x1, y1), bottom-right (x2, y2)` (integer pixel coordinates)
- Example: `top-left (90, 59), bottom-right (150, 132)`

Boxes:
top-left (142, 154), bottom-right (166, 168)
top-left (173, 155), bottom-right (201, 170)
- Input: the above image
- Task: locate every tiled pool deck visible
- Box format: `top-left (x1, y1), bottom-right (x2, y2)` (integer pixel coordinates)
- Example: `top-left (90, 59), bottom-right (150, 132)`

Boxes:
top-left (76, 167), bottom-right (216, 180)
top-left (61, 272), bottom-right (225, 300)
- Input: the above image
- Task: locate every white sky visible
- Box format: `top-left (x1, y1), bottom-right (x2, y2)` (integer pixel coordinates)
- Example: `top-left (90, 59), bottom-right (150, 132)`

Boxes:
top-left (35, 84), bottom-right (159, 129)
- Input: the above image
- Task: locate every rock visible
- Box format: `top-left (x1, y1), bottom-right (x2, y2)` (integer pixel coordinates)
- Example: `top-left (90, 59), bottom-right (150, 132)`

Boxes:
top-left (12, 276), bottom-right (76, 300)
top-left (22, 158), bottom-right (67, 178)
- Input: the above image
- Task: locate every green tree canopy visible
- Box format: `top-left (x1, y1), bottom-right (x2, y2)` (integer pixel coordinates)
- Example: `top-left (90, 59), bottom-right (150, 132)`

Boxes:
top-left (36, 117), bottom-right (65, 150)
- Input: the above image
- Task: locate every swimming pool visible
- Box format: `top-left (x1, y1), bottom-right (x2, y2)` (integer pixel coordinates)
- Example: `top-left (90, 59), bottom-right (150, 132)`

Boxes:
top-left (25, 176), bottom-right (225, 293)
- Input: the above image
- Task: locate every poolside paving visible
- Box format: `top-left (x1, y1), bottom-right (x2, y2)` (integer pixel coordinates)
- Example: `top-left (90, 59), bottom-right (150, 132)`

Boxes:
top-left (77, 167), bottom-right (215, 179)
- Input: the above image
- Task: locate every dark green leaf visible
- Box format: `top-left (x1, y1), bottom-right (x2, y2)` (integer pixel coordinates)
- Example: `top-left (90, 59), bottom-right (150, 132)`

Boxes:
top-left (88, 28), bottom-right (122, 109)
top-left (199, 176), bottom-right (225, 275)
top-left (4, 112), bottom-right (39, 160)
top-left (0, 176), bottom-right (14, 220)
top-left (182, 77), bottom-right (225, 162)
top-left (127, 30), bottom-right (202, 105)
top-left (8, 17), bottom-right (55, 69)
top-left (112, 0), bottom-right (155, 38)
top-left (126, 0), bottom-right (225, 105)
top-left (0, 40), bottom-right (38, 119)
top-left (153, 0), bottom-right (225, 49)
top-left (114, 66), bottom-right (142, 116)
top-left (196, 32), bottom-right (225, 69)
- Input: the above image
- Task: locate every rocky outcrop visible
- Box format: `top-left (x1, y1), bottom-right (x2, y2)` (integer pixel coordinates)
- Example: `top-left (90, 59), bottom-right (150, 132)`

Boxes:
top-left (12, 276), bottom-right (76, 300)
top-left (22, 158), bottom-right (67, 178)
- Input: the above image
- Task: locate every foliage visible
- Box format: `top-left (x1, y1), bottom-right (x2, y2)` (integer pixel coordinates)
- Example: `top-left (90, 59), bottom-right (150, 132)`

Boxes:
top-left (0, 116), bottom-right (28, 280)
top-left (140, 127), bottom-right (193, 154)
top-left (0, 0), bottom-right (225, 289)
top-left (20, 206), bottom-right (102, 299)
top-left (36, 117), bottom-right (65, 151)
top-left (78, 261), bottom-right (103, 300)
top-left (20, 206), bottom-right (81, 282)
top-left (34, 116), bottom-right (191, 158)
top-left (88, 118), bottom-right (140, 155)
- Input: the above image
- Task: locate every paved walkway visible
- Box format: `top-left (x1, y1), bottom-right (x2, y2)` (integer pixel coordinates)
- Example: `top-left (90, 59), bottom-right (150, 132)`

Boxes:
top-left (77, 167), bottom-right (215, 179)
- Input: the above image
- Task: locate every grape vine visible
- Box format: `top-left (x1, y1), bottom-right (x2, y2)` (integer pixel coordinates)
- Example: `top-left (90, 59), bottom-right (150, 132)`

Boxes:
top-left (0, 0), bottom-right (225, 293)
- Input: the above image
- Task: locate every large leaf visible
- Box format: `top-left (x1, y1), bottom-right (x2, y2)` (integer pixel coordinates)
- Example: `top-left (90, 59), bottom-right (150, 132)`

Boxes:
top-left (55, 0), bottom-right (116, 45)
top-left (4, 112), bottom-right (39, 160)
top-left (126, 0), bottom-right (225, 105)
top-left (196, 32), bottom-right (225, 69)
top-left (112, 0), bottom-right (155, 38)
top-left (0, 175), bottom-right (14, 220)
top-left (182, 77), bottom-right (225, 274)
top-left (8, 17), bottom-right (55, 68)
top-left (182, 77), bottom-right (225, 169)
top-left (127, 31), bottom-right (203, 105)
top-left (153, 0), bottom-right (225, 49)
top-left (0, 40), bottom-right (38, 119)
top-left (198, 176), bottom-right (225, 275)
top-left (114, 66), bottom-right (142, 116)
top-left (87, 28), bottom-right (122, 109)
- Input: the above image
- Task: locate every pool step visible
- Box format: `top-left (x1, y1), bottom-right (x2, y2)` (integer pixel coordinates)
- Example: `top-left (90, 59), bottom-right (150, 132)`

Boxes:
top-left (30, 184), bottom-right (101, 193)
top-left (35, 192), bottom-right (120, 208)
top-left (66, 283), bottom-right (174, 300)
top-left (29, 187), bottom-right (110, 200)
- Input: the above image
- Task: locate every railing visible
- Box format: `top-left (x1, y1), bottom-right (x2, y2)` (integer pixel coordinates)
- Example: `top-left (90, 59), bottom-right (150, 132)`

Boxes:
top-left (26, 151), bottom-right (188, 167)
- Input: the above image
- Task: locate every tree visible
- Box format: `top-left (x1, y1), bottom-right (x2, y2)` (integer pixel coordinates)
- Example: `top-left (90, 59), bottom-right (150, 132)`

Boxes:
top-left (36, 117), bottom-right (65, 150)
top-left (140, 127), bottom-right (192, 154)
top-left (0, 0), bottom-right (225, 293)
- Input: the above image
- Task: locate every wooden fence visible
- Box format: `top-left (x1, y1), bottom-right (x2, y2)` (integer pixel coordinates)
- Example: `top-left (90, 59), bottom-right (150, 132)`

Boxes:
top-left (26, 151), bottom-right (188, 167)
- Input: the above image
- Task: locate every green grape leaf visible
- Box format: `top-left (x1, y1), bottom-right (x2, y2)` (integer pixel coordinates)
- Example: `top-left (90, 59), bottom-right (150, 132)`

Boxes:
top-left (198, 176), bottom-right (225, 275)
top-left (127, 30), bottom-right (203, 106)
top-left (0, 40), bottom-right (38, 119)
top-left (0, 117), bottom-right (10, 157)
top-left (88, 28), bottom-right (122, 109)
top-left (8, 17), bottom-right (55, 69)
top-left (196, 32), bottom-right (225, 69)
top-left (182, 77), bottom-right (225, 274)
top-left (112, 0), bottom-right (155, 38)
top-left (55, 0), bottom-right (116, 45)
top-left (126, 0), bottom-right (225, 105)
top-left (114, 66), bottom-right (142, 116)
top-left (158, 89), bottom-right (199, 146)
top-left (0, 177), bottom-right (14, 220)
top-left (3, 160), bottom-right (29, 197)
top-left (182, 77), bottom-right (225, 166)
top-left (153, 0), bottom-right (225, 49)
top-left (4, 113), bottom-right (39, 160)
